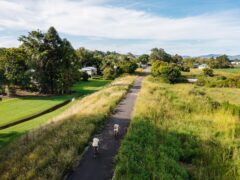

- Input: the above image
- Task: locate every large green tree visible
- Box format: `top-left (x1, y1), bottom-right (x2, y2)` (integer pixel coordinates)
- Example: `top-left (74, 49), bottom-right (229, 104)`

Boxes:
top-left (207, 55), bottom-right (232, 69)
top-left (75, 47), bottom-right (101, 71)
top-left (172, 54), bottom-right (183, 64)
top-left (0, 48), bottom-right (30, 96)
top-left (149, 48), bottom-right (172, 63)
top-left (19, 27), bottom-right (78, 94)
top-left (138, 54), bottom-right (149, 65)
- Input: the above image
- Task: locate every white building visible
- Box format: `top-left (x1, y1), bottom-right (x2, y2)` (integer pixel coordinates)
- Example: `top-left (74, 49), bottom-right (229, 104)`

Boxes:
top-left (80, 67), bottom-right (97, 76)
top-left (198, 64), bottom-right (208, 69)
top-left (231, 61), bottom-right (240, 65)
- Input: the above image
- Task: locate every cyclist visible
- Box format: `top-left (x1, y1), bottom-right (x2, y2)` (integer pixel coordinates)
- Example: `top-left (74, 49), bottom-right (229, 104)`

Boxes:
top-left (92, 137), bottom-right (100, 157)
top-left (113, 124), bottom-right (120, 138)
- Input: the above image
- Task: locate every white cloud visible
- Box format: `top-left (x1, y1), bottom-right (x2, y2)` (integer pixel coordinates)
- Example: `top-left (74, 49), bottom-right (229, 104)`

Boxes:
top-left (0, 0), bottom-right (240, 55)
top-left (0, 36), bottom-right (20, 47)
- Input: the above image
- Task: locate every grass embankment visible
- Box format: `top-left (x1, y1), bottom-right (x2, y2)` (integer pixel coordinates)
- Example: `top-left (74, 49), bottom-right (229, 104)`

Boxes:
top-left (114, 77), bottom-right (240, 179)
top-left (0, 75), bottom-right (137, 179)
top-left (0, 79), bottom-right (110, 149)
top-left (0, 79), bottom-right (109, 127)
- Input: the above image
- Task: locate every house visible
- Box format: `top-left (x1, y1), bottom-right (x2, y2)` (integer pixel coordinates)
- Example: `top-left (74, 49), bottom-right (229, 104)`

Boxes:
top-left (198, 64), bottom-right (208, 69)
top-left (80, 67), bottom-right (97, 76)
top-left (187, 78), bottom-right (198, 83)
top-left (231, 61), bottom-right (240, 65)
top-left (137, 63), bottom-right (147, 68)
top-left (193, 63), bottom-right (199, 68)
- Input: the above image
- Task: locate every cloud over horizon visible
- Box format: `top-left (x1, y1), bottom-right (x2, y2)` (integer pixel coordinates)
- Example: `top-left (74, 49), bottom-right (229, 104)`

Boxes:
top-left (0, 0), bottom-right (240, 56)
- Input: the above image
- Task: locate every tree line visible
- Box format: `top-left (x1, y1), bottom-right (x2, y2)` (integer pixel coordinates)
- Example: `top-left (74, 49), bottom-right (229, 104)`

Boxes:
top-left (150, 48), bottom-right (234, 83)
top-left (184, 55), bottom-right (232, 69)
top-left (0, 27), bottom-right (145, 96)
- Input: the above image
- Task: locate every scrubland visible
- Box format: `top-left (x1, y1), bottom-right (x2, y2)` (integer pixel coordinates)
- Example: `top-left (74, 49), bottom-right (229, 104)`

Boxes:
top-left (114, 77), bottom-right (240, 180)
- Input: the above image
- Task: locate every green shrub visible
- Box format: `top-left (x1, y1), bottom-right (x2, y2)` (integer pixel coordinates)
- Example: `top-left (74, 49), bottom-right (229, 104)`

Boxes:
top-left (119, 61), bottom-right (138, 74)
top-left (103, 67), bottom-right (115, 80)
top-left (151, 62), bottom-right (181, 83)
top-left (81, 71), bottom-right (89, 81)
top-left (203, 68), bottom-right (214, 77)
top-left (181, 65), bottom-right (190, 72)
top-left (197, 75), bottom-right (240, 88)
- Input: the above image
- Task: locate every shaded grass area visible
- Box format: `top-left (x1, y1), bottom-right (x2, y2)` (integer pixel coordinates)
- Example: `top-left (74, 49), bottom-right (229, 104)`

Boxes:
top-left (114, 77), bottom-right (240, 179)
top-left (0, 75), bottom-right (137, 179)
top-left (0, 79), bottom-right (110, 149)
top-left (0, 79), bottom-right (110, 127)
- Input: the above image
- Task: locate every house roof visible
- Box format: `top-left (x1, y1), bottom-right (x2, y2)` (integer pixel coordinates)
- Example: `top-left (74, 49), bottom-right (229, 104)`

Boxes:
top-left (81, 67), bottom-right (97, 71)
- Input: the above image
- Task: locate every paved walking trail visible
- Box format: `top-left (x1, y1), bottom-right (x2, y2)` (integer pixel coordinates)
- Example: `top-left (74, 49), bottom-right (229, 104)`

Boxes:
top-left (67, 71), bottom-right (147, 180)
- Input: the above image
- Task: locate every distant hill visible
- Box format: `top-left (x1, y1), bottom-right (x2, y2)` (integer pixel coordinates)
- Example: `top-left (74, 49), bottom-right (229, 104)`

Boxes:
top-left (183, 54), bottom-right (240, 60)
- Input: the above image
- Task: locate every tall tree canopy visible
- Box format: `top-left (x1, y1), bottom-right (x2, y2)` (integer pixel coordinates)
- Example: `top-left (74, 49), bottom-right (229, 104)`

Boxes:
top-left (19, 27), bottom-right (78, 94)
top-left (207, 55), bottom-right (232, 69)
top-left (75, 47), bottom-right (101, 70)
top-left (138, 54), bottom-right (149, 64)
top-left (0, 48), bottom-right (30, 96)
top-left (149, 48), bottom-right (172, 63)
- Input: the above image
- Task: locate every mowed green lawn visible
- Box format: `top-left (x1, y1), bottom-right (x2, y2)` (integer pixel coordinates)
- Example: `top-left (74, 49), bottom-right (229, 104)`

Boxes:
top-left (0, 79), bottom-right (110, 149)
top-left (215, 66), bottom-right (240, 74)
top-left (0, 79), bottom-right (110, 127)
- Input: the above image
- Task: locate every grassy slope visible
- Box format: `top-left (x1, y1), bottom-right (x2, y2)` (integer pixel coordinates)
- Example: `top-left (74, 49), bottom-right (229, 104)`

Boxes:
top-left (0, 79), bottom-right (110, 149)
top-left (0, 79), bottom-right (109, 127)
top-left (0, 75), bottom-right (137, 180)
top-left (114, 77), bottom-right (240, 180)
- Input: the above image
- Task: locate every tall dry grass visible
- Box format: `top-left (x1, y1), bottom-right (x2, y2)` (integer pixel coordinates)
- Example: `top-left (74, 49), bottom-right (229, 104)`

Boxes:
top-left (0, 75), bottom-right (137, 180)
top-left (114, 76), bottom-right (240, 180)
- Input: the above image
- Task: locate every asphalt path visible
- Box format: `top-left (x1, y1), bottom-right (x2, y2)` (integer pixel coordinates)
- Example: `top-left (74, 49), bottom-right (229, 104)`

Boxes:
top-left (67, 70), bottom-right (148, 180)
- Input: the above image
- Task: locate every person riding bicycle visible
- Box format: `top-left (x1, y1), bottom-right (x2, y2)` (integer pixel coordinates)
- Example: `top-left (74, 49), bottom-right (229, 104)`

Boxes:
top-left (92, 137), bottom-right (100, 156)
top-left (113, 124), bottom-right (120, 138)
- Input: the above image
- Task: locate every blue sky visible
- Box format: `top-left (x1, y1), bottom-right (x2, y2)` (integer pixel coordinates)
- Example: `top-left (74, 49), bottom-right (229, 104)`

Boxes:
top-left (0, 0), bottom-right (240, 56)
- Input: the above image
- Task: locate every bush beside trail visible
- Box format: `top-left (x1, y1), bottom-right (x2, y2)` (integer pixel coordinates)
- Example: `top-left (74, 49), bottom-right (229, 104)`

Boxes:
top-left (151, 61), bottom-right (182, 83)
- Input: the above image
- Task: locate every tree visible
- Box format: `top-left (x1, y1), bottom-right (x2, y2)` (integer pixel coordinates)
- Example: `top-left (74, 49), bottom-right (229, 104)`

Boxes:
top-left (161, 64), bottom-right (181, 83)
top-left (216, 55), bottom-right (231, 68)
top-left (172, 54), bottom-right (183, 64)
top-left (76, 47), bottom-right (101, 72)
top-left (138, 54), bottom-right (149, 65)
top-left (207, 55), bottom-right (232, 69)
top-left (151, 61), bottom-right (167, 77)
top-left (19, 26), bottom-right (78, 94)
top-left (149, 48), bottom-right (172, 63)
top-left (103, 67), bottom-right (115, 80)
top-left (151, 61), bottom-right (181, 83)
top-left (118, 55), bottom-right (138, 74)
top-left (203, 68), bottom-right (214, 77)
top-left (0, 48), bottom-right (30, 96)
top-left (81, 71), bottom-right (89, 81)
top-left (183, 57), bottom-right (197, 68)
